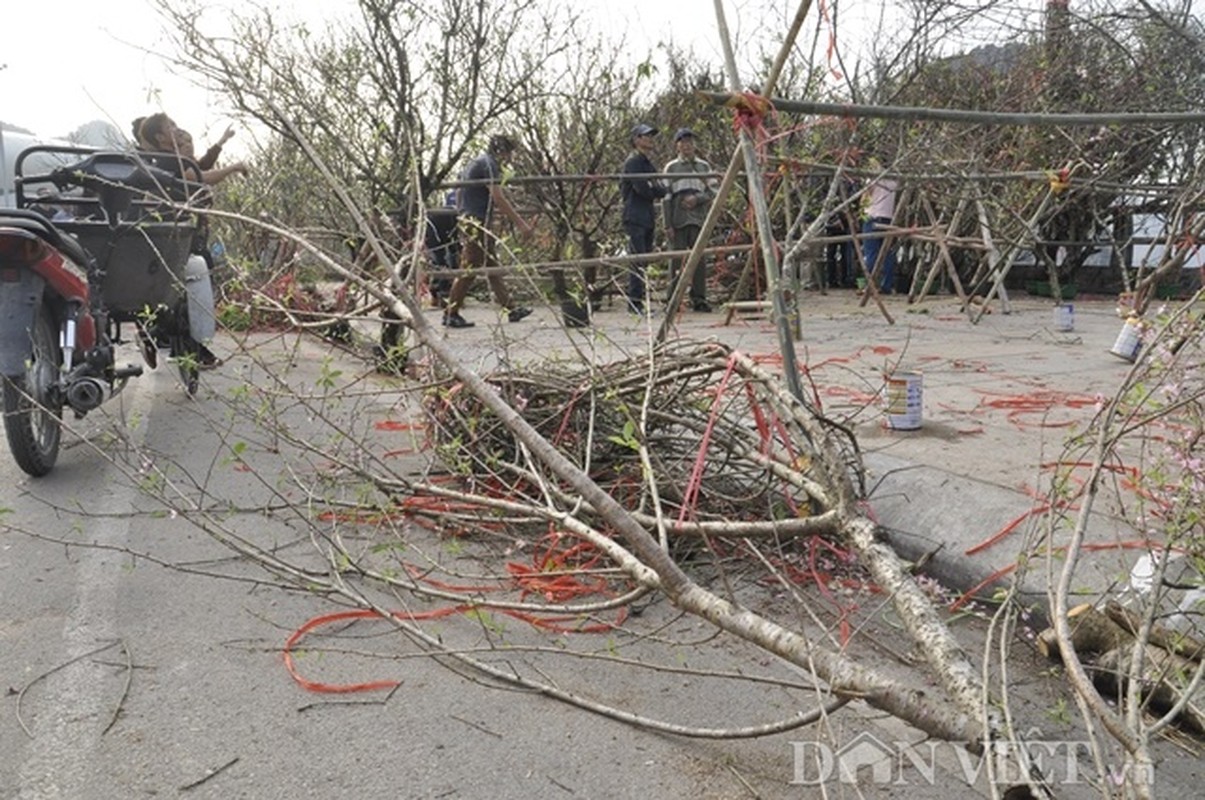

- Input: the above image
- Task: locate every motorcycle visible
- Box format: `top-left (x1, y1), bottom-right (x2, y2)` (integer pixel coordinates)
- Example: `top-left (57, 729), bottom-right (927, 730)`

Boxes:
top-left (0, 146), bottom-right (207, 477)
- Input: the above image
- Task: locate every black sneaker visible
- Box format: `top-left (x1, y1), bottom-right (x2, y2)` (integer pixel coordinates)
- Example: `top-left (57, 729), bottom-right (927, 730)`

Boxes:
top-left (507, 306), bottom-right (533, 323)
top-left (692, 299), bottom-right (712, 312)
top-left (443, 312), bottom-right (475, 328)
top-left (197, 345), bottom-right (222, 370)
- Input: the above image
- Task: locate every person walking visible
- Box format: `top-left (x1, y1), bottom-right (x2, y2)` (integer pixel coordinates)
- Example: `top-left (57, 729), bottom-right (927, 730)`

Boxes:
top-left (620, 123), bottom-right (668, 315)
top-left (424, 201), bottom-right (459, 309)
top-left (443, 135), bottom-right (535, 329)
top-left (860, 157), bottom-right (899, 295)
top-left (662, 128), bottom-right (717, 311)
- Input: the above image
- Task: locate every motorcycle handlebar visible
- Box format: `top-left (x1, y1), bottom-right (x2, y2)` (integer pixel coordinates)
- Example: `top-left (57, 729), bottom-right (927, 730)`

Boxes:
top-left (51, 152), bottom-right (197, 203)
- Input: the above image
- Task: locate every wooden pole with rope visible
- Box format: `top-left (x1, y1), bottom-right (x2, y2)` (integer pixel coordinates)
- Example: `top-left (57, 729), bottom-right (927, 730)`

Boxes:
top-left (710, 0), bottom-right (813, 404)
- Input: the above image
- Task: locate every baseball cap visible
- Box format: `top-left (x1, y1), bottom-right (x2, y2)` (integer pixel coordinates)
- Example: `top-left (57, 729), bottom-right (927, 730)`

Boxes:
top-left (673, 128), bottom-right (695, 142)
top-left (488, 134), bottom-right (517, 155)
top-left (630, 123), bottom-right (658, 140)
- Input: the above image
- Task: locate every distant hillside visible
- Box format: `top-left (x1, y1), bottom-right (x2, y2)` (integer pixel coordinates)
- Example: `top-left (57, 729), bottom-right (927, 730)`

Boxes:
top-left (0, 120), bottom-right (37, 135)
top-left (67, 120), bottom-right (126, 148)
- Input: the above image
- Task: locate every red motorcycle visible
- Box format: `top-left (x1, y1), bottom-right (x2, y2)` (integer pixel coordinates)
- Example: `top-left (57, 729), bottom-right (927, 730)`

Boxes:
top-left (0, 146), bottom-right (203, 476)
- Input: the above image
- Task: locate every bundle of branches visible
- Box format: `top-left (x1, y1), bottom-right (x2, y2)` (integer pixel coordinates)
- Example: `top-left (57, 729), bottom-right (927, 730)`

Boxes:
top-left (420, 338), bottom-right (866, 542)
top-left (380, 324), bottom-right (994, 750)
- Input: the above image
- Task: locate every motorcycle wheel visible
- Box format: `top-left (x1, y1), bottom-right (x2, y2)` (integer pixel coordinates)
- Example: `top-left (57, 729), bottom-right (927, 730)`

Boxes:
top-left (171, 333), bottom-right (200, 396)
top-left (2, 303), bottom-right (63, 476)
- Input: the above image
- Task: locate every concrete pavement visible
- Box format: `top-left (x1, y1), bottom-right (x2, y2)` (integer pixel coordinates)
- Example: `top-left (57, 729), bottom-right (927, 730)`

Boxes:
top-left (3, 294), bottom-right (1192, 799)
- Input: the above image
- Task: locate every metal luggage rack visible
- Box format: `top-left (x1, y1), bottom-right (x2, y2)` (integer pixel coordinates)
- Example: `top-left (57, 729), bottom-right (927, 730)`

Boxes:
top-left (14, 144), bottom-right (201, 315)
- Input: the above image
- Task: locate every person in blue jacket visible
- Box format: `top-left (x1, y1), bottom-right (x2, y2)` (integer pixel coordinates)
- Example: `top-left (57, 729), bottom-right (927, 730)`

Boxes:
top-left (619, 123), bottom-right (668, 314)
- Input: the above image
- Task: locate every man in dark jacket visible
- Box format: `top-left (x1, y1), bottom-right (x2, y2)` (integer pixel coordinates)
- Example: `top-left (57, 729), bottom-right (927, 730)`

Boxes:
top-left (620, 123), bottom-right (668, 314)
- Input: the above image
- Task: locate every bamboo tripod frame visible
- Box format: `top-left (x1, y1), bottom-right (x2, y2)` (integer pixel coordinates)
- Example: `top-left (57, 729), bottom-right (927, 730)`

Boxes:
top-left (708, 172), bottom-right (1069, 326)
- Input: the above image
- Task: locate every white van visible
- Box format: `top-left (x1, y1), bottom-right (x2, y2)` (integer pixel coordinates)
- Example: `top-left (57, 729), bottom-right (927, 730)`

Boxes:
top-left (0, 127), bottom-right (77, 208)
top-left (0, 128), bottom-right (37, 206)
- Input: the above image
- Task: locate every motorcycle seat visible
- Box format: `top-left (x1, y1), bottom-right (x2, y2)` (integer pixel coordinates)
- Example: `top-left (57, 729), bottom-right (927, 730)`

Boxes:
top-left (0, 210), bottom-right (91, 268)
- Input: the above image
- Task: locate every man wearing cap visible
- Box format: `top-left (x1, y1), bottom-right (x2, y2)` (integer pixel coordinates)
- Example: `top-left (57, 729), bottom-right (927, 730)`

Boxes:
top-left (620, 123), bottom-right (669, 315)
top-left (663, 128), bottom-right (717, 311)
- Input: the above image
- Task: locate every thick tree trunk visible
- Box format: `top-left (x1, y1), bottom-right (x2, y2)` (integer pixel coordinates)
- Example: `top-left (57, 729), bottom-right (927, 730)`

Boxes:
top-left (1039, 604), bottom-right (1205, 734)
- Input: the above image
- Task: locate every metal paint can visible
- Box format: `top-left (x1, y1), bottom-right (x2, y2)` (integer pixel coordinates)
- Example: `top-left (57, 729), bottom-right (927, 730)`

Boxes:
top-left (1109, 317), bottom-right (1142, 362)
top-left (1053, 303), bottom-right (1074, 332)
top-left (883, 370), bottom-right (923, 430)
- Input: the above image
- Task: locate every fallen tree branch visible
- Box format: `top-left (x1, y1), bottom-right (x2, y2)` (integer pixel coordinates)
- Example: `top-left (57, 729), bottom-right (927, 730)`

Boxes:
top-left (1039, 604), bottom-right (1205, 735)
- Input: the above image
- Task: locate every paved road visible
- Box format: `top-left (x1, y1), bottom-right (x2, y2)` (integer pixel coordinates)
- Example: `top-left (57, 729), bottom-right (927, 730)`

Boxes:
top-left (3, 333), bottom-right (824, 799)
top-left (1, 296), bottom-right (1196, 798)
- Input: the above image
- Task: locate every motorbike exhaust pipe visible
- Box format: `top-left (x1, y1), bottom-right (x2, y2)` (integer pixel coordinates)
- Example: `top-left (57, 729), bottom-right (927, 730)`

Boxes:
top-left (65, 376), bottom-right (110, 412)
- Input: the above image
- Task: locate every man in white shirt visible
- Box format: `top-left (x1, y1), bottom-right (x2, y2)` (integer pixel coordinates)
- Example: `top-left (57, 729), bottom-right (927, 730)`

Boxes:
top-left (861, 174), bottom-right (899, 295)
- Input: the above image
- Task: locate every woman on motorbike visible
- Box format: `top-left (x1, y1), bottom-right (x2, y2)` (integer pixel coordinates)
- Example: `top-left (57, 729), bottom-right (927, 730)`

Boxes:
top-left (137, 113), bottom-right (234, 369)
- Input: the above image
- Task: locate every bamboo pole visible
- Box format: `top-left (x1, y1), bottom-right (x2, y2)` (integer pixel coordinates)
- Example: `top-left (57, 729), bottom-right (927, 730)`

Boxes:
top-left (698, 93), bottom-right (1205, 127)
top-left (911, 193), bottom-right (971, 309)
top-left (712, 0), bottom-right (810, 405)
top-left (970, 188), bottom-right (1054, 324)
top-left (660, 0), bottom-right (816, 344)
top-left (972, 185), bottom-right (1013, 316)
